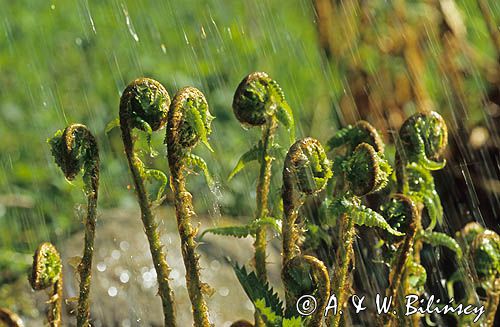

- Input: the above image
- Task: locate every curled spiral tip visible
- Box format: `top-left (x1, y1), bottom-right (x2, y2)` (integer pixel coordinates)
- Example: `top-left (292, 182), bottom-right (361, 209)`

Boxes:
top-left (233, 72), bottom-right (271, 126)
top-left (284, 137), bottom-right (332, 195)
top-left (345, 143), bottom-right (392, 196)
top-left (327, 120), bottom-right (384, 154)
top-left (471, 230), bottom-right (500, 280)
top-left (458, 222), bottom-right (485, 246)
top-left (167, 86), bottom-right (214, 150)
top-left (380, 193), bottom-right (417, 235)
top-left (282, 255), bottom-right (330, 324)
top-left (233, 71), bottom-right (290, 128)
top-left (29, 242), bottom-right (62, 291)
top-left (120, 78), bottom-right (171, 132)
top-left (354, 121), bottom-right (385, 153)
top-left (399, 111), bottom-right (448, 167)
top-left (49, 124), bottom-right (98, 182)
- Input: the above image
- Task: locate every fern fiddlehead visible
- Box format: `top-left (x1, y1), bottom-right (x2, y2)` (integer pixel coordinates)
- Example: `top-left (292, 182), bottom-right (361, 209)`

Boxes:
top-left (118, 78), bottom-right (176, 326)
top-left (327, 121), bottom-right (397, 327)
top-left (390, 111), bottom-right (454, 325)
top-left (398, 111), bottom-right (448, 172)
top-left (29, 242), bottom-right (63, 327)
top-left (166, 86), bottom-right (214, 327)
top-left (49, 124), bottom-right (98, 327)
top-left (232, 71), bottom-right (295, 283)
top-left (282, 138), bottom-right (332, 326)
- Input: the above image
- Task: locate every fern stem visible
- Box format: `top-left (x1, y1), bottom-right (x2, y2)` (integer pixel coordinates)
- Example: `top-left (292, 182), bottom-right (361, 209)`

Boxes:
top-left (48, 124), bottom-right (99, 327)
top-left (485, 286), bottom-right (500, 326)
top-left (329, 212), bottom-right (355, 327)
top-left (77, 176), bottom-right (97, 327)
top-left (119, 78), bottom-right (176, 326)
top-left (166, 86), bottom-right (213, 327)
top-left (122, 136), bottom-right (176, 326)
top-left (169, 166), bottom-right (211, 327)
top-left (254, 117), bottom-right (278, 281)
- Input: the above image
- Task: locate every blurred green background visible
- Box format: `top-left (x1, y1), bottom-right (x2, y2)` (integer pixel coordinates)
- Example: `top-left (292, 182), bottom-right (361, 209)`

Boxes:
top-left (0, 0), bottom-right (499, 305)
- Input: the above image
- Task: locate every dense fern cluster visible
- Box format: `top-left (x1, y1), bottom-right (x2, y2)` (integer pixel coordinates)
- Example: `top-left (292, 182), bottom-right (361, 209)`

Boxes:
top-left (1, 72), bottom-right (498, 327)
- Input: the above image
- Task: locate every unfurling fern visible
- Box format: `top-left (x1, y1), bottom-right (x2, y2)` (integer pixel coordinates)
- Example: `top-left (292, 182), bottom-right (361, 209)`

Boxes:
top-left (29, 242), bottom-right (63, 327)
top-left (166, 86), bottom-right (214, 327)
top-left (118, 78), bottom-right (176, 326)
top-left (326, 121), bottom-right (394, 327)
top-left (49, 124), bottom-right (99, 327)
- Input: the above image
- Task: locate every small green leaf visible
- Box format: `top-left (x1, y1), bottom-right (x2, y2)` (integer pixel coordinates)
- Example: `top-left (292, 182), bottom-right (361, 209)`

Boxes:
top-left (143, 168), bottom-right (168, 203)
top-left (228, 142), bottom-right (262, 180)
top-left (230, 261), bottom-right (284, 318)
top-left (407, 260), bottom-right (427, 292)
top-left (326, 125), bottom-right (353, 151)
top-left (254, 217), bottom-right (282, 236)
top-left (185, 99), bottom-right (213, 152)
top-left (276, 102), bottom-right (295, 143)
top-left (353, 204), bottom-right (404, 236)
top-left (200, 225), bottom-right (255, 239)
top-left (187, 153), bottom-right (213, 187)
top-left (199, 217), bottom-right (281, 240)
top-left (105, 117), bottom-right (120, 133)
top-left (255, 298), bottom-right (281, 326)
top-left (135, 117), bottom-right (157, 157)
top-left (331, 195), bottom-right (403, 236)
top-left (419, 231), bottom-right (462, 258)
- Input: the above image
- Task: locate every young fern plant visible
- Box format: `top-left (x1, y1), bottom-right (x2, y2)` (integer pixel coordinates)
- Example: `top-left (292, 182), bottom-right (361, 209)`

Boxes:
top-left (166, 86), bottom-right (215, 327)
top-left (282, 137), bottom-right (332, 326)
top-left (228, 138), bottom-right (332, 327)
top-left (49, 124), bottom-right (99, 327)
top-left (202, 72), bottom-right (294, 285)
top-left (326, 122), bottom-right (402, 327)
top-left (0, 308), bottom-right (24, 327)
top-left (387, 111), bottom-right (461, 326)
top-left (29, 242), bottom-right (63, 327)
top-left (118, 78), bottom-right (176, 326)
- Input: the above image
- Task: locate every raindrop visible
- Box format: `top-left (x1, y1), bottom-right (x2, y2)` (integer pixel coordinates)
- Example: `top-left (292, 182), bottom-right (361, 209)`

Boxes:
top-left (218, 287), bottom-right (229, 297)
top-left (97, 262), bottom-right (106, 272)
top-left (210, 259), bottom-right (221, 271)
top-left (111, 249), bottom-right (121, 260)
top-left (120, 271), bottom-right (130, 284)
top-left (121, 4), bottom-right (139, 42)
top-left (119, 241), bottom-right (129, 251)
top-left (108, 286), bottom-right (118, 297)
